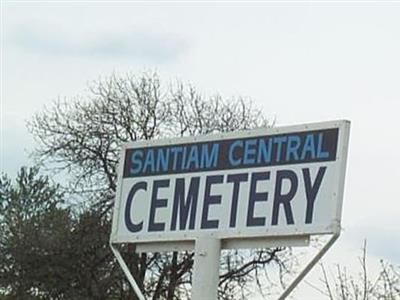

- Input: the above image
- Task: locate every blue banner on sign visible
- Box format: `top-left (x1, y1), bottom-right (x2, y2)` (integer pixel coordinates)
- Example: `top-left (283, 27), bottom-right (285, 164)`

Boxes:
top-left (123, 128), bottom-right (338, 178)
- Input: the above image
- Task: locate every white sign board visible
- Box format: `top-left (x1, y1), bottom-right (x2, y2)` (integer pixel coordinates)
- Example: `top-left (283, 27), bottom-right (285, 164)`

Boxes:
top-left (111, 120), bottom-right (350, 246)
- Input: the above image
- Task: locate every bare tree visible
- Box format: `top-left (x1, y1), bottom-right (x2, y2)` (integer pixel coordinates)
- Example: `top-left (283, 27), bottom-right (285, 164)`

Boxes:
top-left (28, 72), bottom-right (288, 299)
top-left (318, 241), bottom-right (400, 300)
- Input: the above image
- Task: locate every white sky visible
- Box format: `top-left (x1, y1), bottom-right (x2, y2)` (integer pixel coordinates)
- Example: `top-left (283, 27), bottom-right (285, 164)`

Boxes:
top-left (1, 1), bottom-right (400, 299)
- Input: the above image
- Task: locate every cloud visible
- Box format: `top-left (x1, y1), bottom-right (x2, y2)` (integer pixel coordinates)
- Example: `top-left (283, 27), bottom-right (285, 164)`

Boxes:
top-left (1, 113), bottom-right (35, 178)
top-left (7, 25), bottom-right (188, 63)
top-left (343, 220), bottom-right (400, 264)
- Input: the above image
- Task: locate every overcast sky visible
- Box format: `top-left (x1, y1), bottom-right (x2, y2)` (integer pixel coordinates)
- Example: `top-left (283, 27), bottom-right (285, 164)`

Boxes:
top-left (1, 1), bottom-right (400, 299)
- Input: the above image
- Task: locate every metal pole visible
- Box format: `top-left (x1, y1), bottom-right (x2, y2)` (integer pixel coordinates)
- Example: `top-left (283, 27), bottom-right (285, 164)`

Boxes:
top-left (277, 233), bottom-right (339, 300)
top-left (192, 237), bottom-right (221, 300)
top-left (110, 243), bottom-right (147, 300)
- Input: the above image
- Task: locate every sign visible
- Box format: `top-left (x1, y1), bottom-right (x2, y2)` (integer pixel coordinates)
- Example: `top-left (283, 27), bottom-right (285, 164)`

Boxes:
top-left (110, 120), bottom-right (350, 245)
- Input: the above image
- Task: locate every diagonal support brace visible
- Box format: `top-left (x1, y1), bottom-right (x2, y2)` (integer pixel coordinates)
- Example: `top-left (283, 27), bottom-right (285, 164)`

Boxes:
top-left (277, 233), bottom-right (339, 300)
top-left (110, 243), bottom-right (147, 300)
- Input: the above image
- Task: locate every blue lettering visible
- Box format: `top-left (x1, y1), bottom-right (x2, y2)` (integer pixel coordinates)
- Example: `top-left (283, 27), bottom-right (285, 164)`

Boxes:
top-left (229, 140), bottom-right (243, 167)
top-left (181, 146), bottom-right (188, 170)
top-left (257, 138), bottom-right (272, 164)
top-left (201, 143), bottom-right (219, 168)
top-left (301, 134), bottom-right (316, 160)
top-left (274, 136), bottom-right (287, 162)
top-left (286, 135), bottom-right (301, 161)
top-left (130, 150), bottom-right (143, 175)
top-left (170, 147), bottom-right (183, 171)
top-left (243, 139), bottom-right (257, 165)
top-left (143, 149), bottom-right (155, 173)
top-left (186, 145), bottom-right (200, 170)
top-left (317, 133), bottom-right (329, 159)
top-left (156, 148), bottom-right (169, 172)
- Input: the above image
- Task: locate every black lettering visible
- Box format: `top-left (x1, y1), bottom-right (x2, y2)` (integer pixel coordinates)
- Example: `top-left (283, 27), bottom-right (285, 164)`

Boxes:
top-left (148, 179), bottom-right (170, 232)
top-left (272, 170), bottom-right (297, 225)
top-left (247, 172), bottom-right (270, 226)
top-left (302, 167), bottom-right (326, 224)
top-left (227, 173), bottom-right (248, 227)
top-left (125, 181), bottom-right (147, 233)
top-left (171, 177), bottom-right (200, 230)
top-left (201, 175), bottom-right (223, 229)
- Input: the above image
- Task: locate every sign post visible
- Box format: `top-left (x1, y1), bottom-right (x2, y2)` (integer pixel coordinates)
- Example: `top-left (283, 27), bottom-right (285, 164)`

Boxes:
top-left (110, 120), bottom-right (350, 299)
top-left (192, 237), bottom-right (221, 300)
